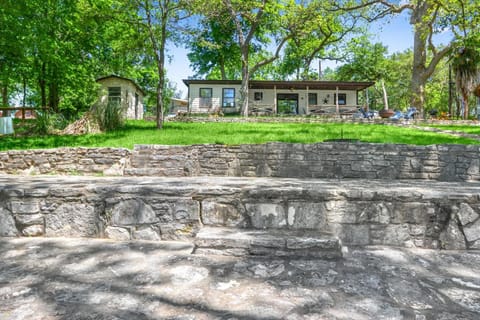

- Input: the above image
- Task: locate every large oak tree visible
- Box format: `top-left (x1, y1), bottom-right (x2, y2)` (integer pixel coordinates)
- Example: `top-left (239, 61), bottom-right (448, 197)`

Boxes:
top-left (339, 0), bottom-right (479, 117)
top-left (192, 0), bottom-right (361, 116)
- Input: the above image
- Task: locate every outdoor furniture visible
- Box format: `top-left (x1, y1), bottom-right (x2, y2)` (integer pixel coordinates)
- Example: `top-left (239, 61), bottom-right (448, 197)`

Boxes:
top-left (250, 104), bottom-right (274, 115)
top-left (404, 107), bottom-right (417, 120)
top-left (308, 105), bottom-right (359, 116)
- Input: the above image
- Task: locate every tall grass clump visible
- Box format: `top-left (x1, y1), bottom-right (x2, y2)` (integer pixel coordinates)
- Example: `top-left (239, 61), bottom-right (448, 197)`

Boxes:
top-left (33, 110), bottom-right (52, 135)
top-left (93, 100), bottom-right (125, 132)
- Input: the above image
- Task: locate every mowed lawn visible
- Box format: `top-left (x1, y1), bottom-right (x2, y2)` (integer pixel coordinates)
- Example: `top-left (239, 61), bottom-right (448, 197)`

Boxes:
top-left (426, 124), bottom-right (480, 134)
top-left (1, 120), bottom-right (479, 151)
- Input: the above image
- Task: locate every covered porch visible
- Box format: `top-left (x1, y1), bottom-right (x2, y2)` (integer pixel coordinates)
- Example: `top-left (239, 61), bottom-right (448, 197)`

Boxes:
top-left (248, 80), bottom-right (375, 116)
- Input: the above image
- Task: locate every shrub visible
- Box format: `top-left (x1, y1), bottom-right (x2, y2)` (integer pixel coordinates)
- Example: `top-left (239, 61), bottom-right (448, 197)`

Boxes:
top-left (93, 100), bottom-right (125, 132)
top-left (33, 111), bottom-right (51, 135)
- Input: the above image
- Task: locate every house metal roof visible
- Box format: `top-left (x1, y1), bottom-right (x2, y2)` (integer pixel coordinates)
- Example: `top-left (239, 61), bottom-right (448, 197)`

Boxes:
top-left (183, 79), bottom-right (375, 91)
top-left (96, 75), bottom-right (145, 95)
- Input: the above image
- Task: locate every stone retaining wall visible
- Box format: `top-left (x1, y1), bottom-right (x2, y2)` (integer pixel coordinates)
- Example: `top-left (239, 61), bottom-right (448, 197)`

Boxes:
top-left (1, 142), bottom-right (480, 181)
top-left (127, 143), bottom-right (480, 181)
top-left (1, 177), bottom-right (479, 250)
top-left (0, 147), bottom-right (130, 175)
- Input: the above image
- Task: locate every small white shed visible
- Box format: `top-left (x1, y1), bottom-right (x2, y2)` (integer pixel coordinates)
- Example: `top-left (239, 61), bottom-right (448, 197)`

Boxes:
top-left (96, 75), bottom-right (145, 120)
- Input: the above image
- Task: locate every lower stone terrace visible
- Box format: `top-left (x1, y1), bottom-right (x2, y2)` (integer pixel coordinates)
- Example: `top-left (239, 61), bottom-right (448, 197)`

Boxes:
top-left (1, 175), bottom-right (479, 250)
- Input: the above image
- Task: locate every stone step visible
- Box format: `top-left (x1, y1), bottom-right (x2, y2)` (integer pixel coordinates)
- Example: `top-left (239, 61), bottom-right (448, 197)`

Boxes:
top-left (193, 227), bottom-right (342, 259)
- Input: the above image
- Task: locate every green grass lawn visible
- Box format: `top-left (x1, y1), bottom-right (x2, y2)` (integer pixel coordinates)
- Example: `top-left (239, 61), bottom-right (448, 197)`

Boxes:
top-left (425, 124), bottom-right (480, 134)
top-left (1, 120), bottom-right (479, 151)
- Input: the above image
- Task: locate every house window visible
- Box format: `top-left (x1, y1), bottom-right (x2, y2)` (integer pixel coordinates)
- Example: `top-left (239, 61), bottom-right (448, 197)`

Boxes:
top-left (199, 88), bottom-right (212, 98)
top-left (334, 93), bottom-right (347, 105)
top-left (308, 93), bottom-right (317, 106)
top-left (199, 88), bottom-right (212, 109)
top-left (222, 88), bottom-right (235, 107)
top-left (254, 92), bottom-right (263, 101)
top-left (108, 87), bottom-right (121, 105)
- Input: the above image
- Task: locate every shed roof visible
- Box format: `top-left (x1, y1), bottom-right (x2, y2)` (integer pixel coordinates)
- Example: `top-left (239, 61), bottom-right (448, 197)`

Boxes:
top-left (96, 75), bottom-right (145, 95)
top-left (183, 79), bottom-right (374, 91)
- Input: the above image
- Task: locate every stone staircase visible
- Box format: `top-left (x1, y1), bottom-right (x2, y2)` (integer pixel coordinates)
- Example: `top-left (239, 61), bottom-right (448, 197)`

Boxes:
top-left (193, 227), bottom-right (343, 259)
top-left (2, 175), bottom-right (480, 254)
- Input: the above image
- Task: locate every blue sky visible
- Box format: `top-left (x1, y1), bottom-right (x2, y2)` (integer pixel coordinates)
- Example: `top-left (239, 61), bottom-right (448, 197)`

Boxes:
top-left (166, 11), bottom-right (453, 98)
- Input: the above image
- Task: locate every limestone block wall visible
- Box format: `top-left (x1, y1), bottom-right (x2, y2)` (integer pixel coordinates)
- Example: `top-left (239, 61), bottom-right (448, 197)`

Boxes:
top-left (127, 143), bottom-right (480, 181)
top-left (0, 148), bottom-right (130, 175)
top-left (0, 178), bottom-right (200, 242)
top-left (1, 177), bottom-right (480, 250)
top-left (1, 142), bottom-right (480, 181)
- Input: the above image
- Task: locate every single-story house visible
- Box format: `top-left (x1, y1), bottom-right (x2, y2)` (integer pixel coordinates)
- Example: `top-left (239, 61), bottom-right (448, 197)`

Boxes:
top-left (183, 79), bottom-right (375, 115)
top-left (169, 98), bottom-right (188, 114)
top-left (96, 75), bottom-right (145, 120)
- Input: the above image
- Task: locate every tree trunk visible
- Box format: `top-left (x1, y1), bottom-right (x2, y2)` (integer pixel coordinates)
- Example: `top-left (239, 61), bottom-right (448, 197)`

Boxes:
top-left (144, 0), bottom-right (167, 129)
top-left (155, 51), bottom-right (165, 130)
top-left (1, 84), bottom-right (7, 107)
top-left (477, 96), bottom-right (480, 120)
top-left (23, 77), bottom-right (27, 107)
top-left (462, 90), bottom-right (469, 119)
top-left (156, 81), bottom-right (164, 129)
top-left (239, 46), bottom-right (249, 117)
top-left (410, 3), bottom-right (428, 117)
top-left (156, 15), bottom-right (167, 130)
top-left (381, 79), bottom-right (389, 110)
top-left (408, 1), bottom-right (450, 119)
top-left (411, 71), bottom-right (425, 111)
top-left (219, 56), bottom-right (227, 80)
top-left (39, 62), bottom-right (47, 108)
top-left (48, 80), bottom-right (59, 112)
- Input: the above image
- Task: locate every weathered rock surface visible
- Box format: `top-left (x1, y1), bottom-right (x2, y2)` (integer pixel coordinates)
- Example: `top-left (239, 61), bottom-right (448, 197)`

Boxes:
top-left (3, 141), bottom-right (480, 181)
top-left (0, 237), bottom-right (479, 319)
top-left (0, 207), bottom-right (17, 236)
top-left (194, 227), bottom-right (342, 259)
top-left (2, 175), bottom-right (480, 249)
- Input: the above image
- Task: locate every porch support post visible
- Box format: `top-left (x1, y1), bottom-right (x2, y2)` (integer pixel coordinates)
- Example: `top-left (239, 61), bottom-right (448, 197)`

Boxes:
top-left (336, 86), bottom-right (339, 115)
top-left (187, 84), bottom-right (191, 113)
top-left (365, 89), bottom-right (370, 111)
top-left (274, 85), bottom-right (277, 114)
top-left (306, 85), bottom-right (309, 115)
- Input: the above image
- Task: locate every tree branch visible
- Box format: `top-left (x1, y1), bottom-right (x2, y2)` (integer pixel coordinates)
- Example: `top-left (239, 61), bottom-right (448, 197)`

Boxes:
top-left (427, 5), bottom-right (440, 57)
top-left (250, 34), bottom-right (292, 75)
top-left (223, 0), bottom-right (245, 46)
top-left (424, 44), bottom-right (452, 80)
top-left (244, 0), bottom-right (266, 45)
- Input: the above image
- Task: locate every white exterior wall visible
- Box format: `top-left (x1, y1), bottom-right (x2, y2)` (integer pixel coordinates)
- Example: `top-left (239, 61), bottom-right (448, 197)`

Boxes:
top-left (189, 84), bottom-right (242, 113)
top-left (98, 78), bottom-right (144, 120)
top-left (188, 83), bottom-right (358, 115)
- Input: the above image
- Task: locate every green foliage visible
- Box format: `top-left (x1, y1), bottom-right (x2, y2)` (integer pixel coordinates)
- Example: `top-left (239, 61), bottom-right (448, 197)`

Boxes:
top-left (277, 1), bottom-right (362, 80)
top-left (33, 111), bottom-right (51, 136)
top-left (3, 0), bottom-right (479, 122)
top-left (424, 57), bottom-right (449, 113)
top-left (333, 37), bottom-right (413, 110)
top-left (187, 16), bottom-right (242, 79)
top-left (0, 0), bottom-right (169, 124)
top-left (450, 35), bottom-right (480, 117)
top-left (29, 111), bottom-right (68, 136)
top-left (93, 101), bottom-right (125, 132)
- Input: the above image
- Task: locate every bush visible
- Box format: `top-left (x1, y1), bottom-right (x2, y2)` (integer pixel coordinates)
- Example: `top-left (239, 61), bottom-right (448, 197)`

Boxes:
top-left (33, 111), bottom-right (51, 135)
top-left (93, 100), bottom-right (125, 132)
